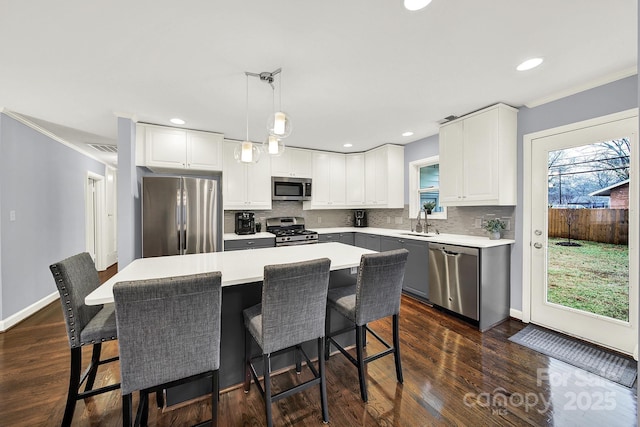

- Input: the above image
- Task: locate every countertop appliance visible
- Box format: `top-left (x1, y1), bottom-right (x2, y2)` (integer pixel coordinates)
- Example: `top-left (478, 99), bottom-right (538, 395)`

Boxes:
top-left (266, 217), bottom-right (318, 246)
top-left (354, 210), bottom-right (367, 227)
top-left (428, 243), bottom-right (479, 320)
top-left (142, 176), bottom-right (222, 258)
top-left (272, 177), bottom-right (312, 201)
top-left (235, 212), bottom-right (256, 235)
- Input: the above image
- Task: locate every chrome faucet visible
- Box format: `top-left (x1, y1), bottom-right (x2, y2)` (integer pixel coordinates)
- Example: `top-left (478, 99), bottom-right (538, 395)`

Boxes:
top-left (415, 211), bottom-right (423, 233)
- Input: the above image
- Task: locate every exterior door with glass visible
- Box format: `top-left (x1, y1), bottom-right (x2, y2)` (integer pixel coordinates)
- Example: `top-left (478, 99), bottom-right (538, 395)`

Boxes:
top-left (528, 112), bottom-right (637, 355)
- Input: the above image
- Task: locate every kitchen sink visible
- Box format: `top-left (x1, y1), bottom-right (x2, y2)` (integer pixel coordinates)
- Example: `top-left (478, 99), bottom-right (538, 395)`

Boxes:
top-left (399, 232), bottom-right (437, 238)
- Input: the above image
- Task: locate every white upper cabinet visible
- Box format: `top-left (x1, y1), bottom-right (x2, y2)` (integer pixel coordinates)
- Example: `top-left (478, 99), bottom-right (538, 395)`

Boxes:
top-left (138, 124), bottom-right (223, 172)
top-left (270, 147), bottom-right (313, 178)
top-left (364, 145), bottom-right (404, 208)
top-left (222, 141), bottom-right (272, 210)
top-left (439, 103), bottom-right (517, 206)
top-left (345, 153), bottom-right (366, 206)
top-left (307, 151), bottom-right (346, 207)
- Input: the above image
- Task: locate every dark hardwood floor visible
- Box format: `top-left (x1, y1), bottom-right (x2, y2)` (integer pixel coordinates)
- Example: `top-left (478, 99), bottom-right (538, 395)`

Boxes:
top-left (0, 264), bottom-right (636, 426)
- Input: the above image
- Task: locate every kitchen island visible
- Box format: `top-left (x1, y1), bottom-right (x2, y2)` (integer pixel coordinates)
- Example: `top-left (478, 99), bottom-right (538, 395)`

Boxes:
top-left (86, 243), bottom-right (373, 405)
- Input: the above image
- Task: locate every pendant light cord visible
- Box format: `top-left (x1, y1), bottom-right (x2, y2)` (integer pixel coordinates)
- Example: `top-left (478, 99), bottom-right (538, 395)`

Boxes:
top-left (245, 73), bottom-right (249, 141)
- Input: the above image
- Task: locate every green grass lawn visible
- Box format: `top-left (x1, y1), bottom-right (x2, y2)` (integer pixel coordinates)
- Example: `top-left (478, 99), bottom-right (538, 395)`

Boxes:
top-left (547, 237), bottom-right (629, 321)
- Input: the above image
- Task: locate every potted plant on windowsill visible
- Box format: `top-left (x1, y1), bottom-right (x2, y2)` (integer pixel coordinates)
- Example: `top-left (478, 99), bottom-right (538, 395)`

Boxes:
top-left (422, 201), bottom-right (436, 215)
top-left (483, 218), bottom-right (506, 240)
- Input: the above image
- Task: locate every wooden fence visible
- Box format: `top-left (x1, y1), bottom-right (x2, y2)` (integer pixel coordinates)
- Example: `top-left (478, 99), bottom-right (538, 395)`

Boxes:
top-left (548, 208), bottom-right (628, 245)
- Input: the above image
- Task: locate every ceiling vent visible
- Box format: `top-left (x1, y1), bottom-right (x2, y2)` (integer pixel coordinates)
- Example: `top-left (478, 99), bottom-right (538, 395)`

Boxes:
top-left (88, 144), bottom-right (117, 153)
top-left (438, 115), bottom-right (458, 125)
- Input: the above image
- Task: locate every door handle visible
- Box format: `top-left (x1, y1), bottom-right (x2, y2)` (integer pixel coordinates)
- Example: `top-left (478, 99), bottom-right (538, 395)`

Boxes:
top-left (534, 242), bottom-right (543, 249)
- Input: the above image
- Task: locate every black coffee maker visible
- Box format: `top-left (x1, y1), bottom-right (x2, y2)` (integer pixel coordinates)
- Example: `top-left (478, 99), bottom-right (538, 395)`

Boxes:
top-left (235, 212), bottom-right (256, 235)
top-left (354, 210), bottom-right (367, 227)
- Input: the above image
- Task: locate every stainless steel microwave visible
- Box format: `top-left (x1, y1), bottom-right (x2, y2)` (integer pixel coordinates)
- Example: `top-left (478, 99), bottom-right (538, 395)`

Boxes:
top-left (272, 177), bottom-right (312, 201)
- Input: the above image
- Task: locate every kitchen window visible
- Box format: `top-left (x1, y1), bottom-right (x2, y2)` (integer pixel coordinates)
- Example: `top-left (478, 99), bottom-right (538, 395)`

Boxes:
top-left (409, 156), bottom-right (447, 219)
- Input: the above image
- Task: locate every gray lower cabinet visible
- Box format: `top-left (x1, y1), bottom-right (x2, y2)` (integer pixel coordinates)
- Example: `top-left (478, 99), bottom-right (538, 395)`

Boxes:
top-left (354, 233), bottom-right (381, 251)
top-left (380, 236), bottom-right (429, 300)
top-left (319, 232), bottom-right (355, 245)
top-left (224, 237), bottom-right (275, 251)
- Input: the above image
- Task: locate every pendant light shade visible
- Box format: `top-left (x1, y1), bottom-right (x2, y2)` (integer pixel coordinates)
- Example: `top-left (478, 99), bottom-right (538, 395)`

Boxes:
top-left (267, 111), bottom-right (292, 139)
top-left (263, 134), bottom-right (285, 156)
top-left (234, 140), bottom-right (261, 163)
top-left (236, 72), bottom-right (260, 164)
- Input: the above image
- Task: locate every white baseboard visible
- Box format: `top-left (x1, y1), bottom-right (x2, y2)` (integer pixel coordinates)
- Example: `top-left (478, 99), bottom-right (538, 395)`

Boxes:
top-left (510, 308), bottom-right (524, 321)
top-left (0, 292), bottom-right (59, 332)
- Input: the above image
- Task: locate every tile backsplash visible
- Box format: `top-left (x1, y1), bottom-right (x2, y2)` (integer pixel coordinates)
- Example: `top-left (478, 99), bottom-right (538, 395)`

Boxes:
top-left (224, 202), bottom-right (515, 239)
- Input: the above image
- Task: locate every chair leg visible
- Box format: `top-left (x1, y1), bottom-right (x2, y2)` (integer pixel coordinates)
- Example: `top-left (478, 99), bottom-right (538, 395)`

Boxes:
top-left (324, 307), bottom-right (331, 361)
top-left (211, 370), bottom-right (219, 427)
top-left (85, 343), bottom-right (102, 391)
top-left (355, 325), bottom-right (368, 402)
top-left (362, 325), bottom-right (367, 348)
top-left (318, 338), bottom-right (329, 424)
top-left (263, 354), bottom-right (273, 427)
top-left (155, 390), bottom-right (164, 409)
top-left (295, 345), bottom-right (302, 374)
top-left (244, 328), bottom-right (251, 393)
top-left (140, 391), bottom-right (149, 427)
top-left (122, 393), bottom-right (133, 427)
top-left (61, 347), bottom-right (82, 427)
top-left (393, 314), bottom-right (403, 384)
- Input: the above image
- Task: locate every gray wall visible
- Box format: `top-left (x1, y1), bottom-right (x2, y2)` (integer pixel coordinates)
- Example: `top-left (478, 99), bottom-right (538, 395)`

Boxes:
top-left (402, 75), bottom-right (638, 312)
top-left (512, 75), bottom-right (638, 310)
top-left (0, 113), bottom-right (105, 319)
top-left (116, 118), bottom-right (147, 268)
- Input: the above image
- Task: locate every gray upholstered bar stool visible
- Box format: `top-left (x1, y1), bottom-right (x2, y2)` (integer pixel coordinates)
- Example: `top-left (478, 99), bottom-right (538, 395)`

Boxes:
top-left (324, 249), bottom-right (409, 402)
top-left (50, 252), bottom-right (120, 427)
top-left (243, 258), bottom-right (331, 427)
top-left (113, 272), bottom-right (222, 427)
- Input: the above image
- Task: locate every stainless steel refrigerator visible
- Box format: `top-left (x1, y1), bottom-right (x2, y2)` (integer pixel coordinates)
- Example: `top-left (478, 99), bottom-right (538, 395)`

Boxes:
top-left (142, 176), bottom-right (222, 257)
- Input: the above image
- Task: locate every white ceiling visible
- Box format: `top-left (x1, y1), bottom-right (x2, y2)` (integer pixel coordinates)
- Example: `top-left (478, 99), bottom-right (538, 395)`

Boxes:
top-left (0, 1), bottom-right (636, 166)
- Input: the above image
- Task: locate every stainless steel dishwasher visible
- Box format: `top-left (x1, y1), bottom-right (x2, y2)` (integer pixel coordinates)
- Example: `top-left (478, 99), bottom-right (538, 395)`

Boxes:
top-left (428, 243), bottom-right (479, 320)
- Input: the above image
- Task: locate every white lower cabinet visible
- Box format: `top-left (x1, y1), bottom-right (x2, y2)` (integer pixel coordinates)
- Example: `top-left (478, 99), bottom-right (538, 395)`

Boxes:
top-left (222, 141), bottom-right (271, 210)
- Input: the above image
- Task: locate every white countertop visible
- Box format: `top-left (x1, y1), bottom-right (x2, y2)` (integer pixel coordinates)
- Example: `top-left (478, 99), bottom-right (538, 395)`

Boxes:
top-left (311, 227), bottom-right (515, 248)
top-left (86, 242), bottom-right (373, 305)
top-left (223, 227), bottom-right (514, 248)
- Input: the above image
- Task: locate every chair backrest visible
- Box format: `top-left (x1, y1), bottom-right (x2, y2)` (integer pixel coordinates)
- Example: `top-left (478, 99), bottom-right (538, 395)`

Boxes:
top-left (261, 258), bottom-right (331, 354)
top-left (50, 252), bottom-right (102, 348)
top-left (113, 272), bottom-right (222, 395)
top-left (355, 249), bottom-right (409, 325)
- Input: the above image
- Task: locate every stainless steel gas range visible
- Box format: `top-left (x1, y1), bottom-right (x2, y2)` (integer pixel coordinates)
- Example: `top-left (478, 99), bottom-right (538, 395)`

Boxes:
top-left (266, 217), bottom-right (319, 246)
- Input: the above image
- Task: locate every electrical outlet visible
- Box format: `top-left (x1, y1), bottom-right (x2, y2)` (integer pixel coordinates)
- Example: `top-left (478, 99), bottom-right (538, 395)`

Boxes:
top-left (474, 218), bottom-right (482, 228)
top-left (350, 267), bottom-right (358, 275)
top-left (504, 219), bottom-right (511, 231)
top-left (9, 210), bottom-right (16, 221)
top-left (317, 216), bottom-right (322, 224)
top-left (387, 217), bottom-right (391, 224)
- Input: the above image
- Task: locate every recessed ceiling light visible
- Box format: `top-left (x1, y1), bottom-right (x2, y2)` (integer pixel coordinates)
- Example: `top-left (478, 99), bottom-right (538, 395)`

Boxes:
top-left (516, 57), bottom-right (543, 71)
top-left (170, 118), bottom-right (186, 125)
top-left (343, 143), bottom-right (353, 148)
top-left (402, 131), bottom-right (414, 137)
top-left (404, 0), bottom-right (432, 11)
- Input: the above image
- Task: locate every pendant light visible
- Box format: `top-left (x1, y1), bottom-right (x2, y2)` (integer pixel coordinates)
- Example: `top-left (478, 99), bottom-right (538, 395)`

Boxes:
top-left (267, 70), bottom-right (292, 139)
top-left (234, 73), bottom-right (261, 164)
top-left (263, 74), bottom-right (286, 156)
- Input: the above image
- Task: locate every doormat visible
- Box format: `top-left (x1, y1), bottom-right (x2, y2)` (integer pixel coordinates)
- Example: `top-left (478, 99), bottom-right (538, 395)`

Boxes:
top-left (509, 325), bottom-right (637, 387)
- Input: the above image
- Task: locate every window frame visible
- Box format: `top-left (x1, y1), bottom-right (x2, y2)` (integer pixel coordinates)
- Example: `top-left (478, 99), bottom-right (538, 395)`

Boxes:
top-left (409, 156), bottom-right (447, 220)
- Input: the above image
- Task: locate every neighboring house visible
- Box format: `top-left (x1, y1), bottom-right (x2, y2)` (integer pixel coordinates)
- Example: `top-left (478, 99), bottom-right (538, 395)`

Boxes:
top-left (589, 179), bottom-right (630, 209)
